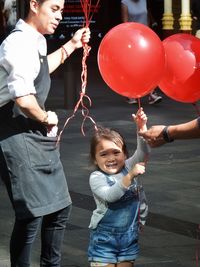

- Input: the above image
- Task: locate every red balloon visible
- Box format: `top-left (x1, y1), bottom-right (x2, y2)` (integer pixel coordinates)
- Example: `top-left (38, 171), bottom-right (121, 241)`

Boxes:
top-left (159, 33), bottom-right (200, 103)
top-left (97, 22), bottom-right (165, 98)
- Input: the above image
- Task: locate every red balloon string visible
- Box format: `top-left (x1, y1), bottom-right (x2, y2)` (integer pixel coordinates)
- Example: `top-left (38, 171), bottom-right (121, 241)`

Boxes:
top-left (81, 43), bottom-right (91, 95)
top-left (137, 98), bottom-right (141, 109)
top-left (136, 152), bottom-right (149, 229)
top-left (80, 0), bottom-right (90, 27)
top-left (135, 97), bottom-right (149, 166)
top-left (57, 1), bottom-right (101, 144)
top-left (80, 0), bottom-right (101, 27)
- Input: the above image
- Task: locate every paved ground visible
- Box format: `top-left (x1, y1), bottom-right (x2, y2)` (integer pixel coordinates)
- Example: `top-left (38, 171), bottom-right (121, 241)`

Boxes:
top-left (0, 57), bottom-right (200, 267)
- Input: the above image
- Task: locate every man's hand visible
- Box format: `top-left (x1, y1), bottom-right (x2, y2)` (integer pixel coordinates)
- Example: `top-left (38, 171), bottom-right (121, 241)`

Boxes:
top-left (71, 27), bottom-right (91, 49)
top-left (45, 111), bottom-right (58, 126)
top-left (139, 125), bottom-right (167, 147)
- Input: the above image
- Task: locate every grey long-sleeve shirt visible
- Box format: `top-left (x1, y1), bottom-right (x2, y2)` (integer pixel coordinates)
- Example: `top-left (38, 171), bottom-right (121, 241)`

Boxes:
top-left (89, 135), bottom-right (150, 229)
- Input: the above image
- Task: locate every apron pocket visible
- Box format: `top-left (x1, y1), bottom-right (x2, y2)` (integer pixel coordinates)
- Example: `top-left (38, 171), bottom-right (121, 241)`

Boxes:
top-left (22, 132), bottom-right (60, 169)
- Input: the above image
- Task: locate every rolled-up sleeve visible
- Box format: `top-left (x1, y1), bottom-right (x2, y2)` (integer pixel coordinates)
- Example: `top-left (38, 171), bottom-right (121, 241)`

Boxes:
top-left (1, 34), bottom-right (39, 99)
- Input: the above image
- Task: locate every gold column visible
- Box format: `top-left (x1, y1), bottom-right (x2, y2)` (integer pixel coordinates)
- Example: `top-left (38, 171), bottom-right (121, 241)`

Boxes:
top-left (162, 0), bottom-right (174, 30)
top-left (179, 0), bottom-right (192, 31)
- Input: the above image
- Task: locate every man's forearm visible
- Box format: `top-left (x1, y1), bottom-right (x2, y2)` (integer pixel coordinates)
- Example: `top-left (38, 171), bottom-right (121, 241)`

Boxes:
top-left (168, 118), bottom-right (200, 140)
top-left (15, 94), bottom-right (47, 122)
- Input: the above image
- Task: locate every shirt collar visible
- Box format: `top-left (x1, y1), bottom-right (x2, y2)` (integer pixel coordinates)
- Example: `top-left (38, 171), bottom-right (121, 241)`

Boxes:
top-left (15, 19), bottom-right (47, 55)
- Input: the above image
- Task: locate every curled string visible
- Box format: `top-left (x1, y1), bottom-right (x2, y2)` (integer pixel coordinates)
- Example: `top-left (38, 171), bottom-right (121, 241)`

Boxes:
top-left (57, 0), bottom-right (101, 144)
top-left (80, 43), bottom-right (98, 135)
top-left (57, 44), bottom-right (96, 144)
top-left (81, 43), bottom-right (90, 95)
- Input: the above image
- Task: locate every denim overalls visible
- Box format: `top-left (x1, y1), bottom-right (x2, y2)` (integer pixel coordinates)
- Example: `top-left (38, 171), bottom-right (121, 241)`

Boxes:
top-left (88, 169), bottom-right (140, 264)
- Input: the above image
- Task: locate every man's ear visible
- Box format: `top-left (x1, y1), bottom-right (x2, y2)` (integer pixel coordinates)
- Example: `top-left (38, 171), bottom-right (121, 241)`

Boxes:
top-left (30, 0), bottom-right (39, 14)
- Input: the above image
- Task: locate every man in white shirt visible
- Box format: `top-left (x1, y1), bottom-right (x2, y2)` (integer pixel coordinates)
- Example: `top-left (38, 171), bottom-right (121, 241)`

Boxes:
top-left (0, 0), bottom-right (90, 266)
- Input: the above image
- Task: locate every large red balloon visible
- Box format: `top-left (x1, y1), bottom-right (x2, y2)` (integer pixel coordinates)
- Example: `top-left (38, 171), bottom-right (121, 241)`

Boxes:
top-left (98, 22), bottom-right (165, 98)
top-left (159, 33), bottom-right (200, 103)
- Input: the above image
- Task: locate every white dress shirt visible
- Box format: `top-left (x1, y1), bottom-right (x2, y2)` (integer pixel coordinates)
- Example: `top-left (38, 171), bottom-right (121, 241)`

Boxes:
top-left (0, 19), bottom-right (47, 107)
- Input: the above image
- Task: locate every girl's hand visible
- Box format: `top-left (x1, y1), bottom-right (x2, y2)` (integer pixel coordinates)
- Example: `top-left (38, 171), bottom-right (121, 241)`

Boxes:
top-left (123, 162), bottom-right (145, 188)
top-left (132, 107), bottom-right (147, 132)
top-left (130, 162), bottom-right (145, 177)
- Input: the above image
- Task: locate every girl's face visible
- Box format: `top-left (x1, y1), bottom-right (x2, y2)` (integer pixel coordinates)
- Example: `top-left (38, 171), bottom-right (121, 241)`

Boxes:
top-left (94, 139), bottom-right (127, 175)
top-left (31, 0), bottom-right (64, 34)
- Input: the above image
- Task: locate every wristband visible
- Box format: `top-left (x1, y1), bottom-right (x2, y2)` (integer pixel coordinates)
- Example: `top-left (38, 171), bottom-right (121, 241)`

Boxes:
top-left (162, 126), bottom-right (174, 143)
top-left (61, 46), bottom-right (69, 64)
top-left (42, 111), bottom-right (48, 125)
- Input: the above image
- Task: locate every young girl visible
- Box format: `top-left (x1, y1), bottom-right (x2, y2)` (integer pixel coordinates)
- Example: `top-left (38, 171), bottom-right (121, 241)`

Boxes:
top-left (88, 107), bottom-right (150, 267)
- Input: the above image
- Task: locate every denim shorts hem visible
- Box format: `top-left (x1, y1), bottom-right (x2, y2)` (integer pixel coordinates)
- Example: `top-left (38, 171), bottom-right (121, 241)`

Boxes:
top-left (90, 262), bottom-right (109, 267)
top-left (88, 257), bottom-right (116, 264)
top-left (88, 256), bottom-right (137, 263)
top-left (117, 255), bottom-right (138, 262)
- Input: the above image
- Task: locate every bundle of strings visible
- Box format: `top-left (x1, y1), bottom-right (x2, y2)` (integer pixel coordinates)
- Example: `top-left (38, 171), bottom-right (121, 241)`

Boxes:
top-left (57, 0), bottom-right (101, 144)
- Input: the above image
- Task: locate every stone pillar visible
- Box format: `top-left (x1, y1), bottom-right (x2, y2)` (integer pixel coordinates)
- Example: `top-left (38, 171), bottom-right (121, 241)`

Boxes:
top-left (179, 0), bottom-right (192, 32)
top-left (162, 0), bottom-right (174, 37)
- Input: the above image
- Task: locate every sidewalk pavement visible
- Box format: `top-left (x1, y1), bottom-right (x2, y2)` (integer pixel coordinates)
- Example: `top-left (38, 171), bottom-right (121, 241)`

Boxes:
top-left (0, 60), bottom-right (200, 267)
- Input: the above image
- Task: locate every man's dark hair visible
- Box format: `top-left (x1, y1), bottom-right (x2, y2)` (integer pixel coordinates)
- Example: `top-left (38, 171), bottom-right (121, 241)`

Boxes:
top-left (23, 0), bottom-right (45, 19)
top-left (24, 0), bottom-right (30, 19)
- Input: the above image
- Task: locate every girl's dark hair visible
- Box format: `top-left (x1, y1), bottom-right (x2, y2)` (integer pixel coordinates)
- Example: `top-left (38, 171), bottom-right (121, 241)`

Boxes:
top-left (90, 126), bottom-right (128, 164)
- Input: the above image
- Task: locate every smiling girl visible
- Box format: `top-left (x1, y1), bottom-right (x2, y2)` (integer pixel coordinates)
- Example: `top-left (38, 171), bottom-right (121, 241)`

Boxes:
top-left (88, 108), bottom-right (150, 267)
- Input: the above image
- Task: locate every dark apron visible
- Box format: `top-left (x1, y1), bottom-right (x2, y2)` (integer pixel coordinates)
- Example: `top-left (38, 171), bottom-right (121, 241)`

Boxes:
top-left (0, 51), bottom-right (71, 219)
